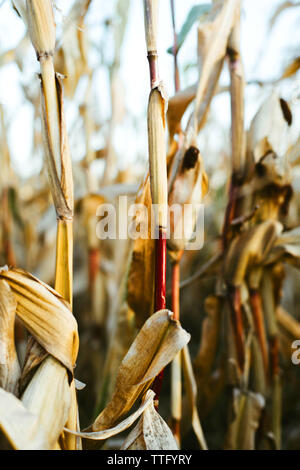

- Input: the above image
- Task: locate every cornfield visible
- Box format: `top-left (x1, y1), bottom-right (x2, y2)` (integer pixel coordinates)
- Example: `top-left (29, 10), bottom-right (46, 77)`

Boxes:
top-left (0, 0), bottom-right (300, 451)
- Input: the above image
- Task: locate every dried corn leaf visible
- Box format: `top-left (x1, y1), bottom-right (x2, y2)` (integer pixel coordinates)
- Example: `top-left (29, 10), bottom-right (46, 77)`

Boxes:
top-left (182, 345), bottom-right (207, 450)
top-left (0, 387), bottom-right (50, 450)
top-left (0, 281), bottom-right (20, 395)
top-left (0, 267), bottom-right (79, 373)
top-left (19, 336), bottom-right (48, 394)
top-left (281, 56), bottom-right (300, 79)
top-left (168, 147), bottom-right (208, 254)
top-left (224, 220), bottom-right (283, 286)
top-left (87, 309), bottom-right (190, 433)
top-left (55, 0), bottom-right (91, 97)
top-left (64, 389), bottom-right (155, 441)
top-left (247, 91), bottom-right (292, 165)
top-left (167, 84), bottom-right (196, 142)
top-left (265, 227), bottom-right (300, 267)
top-left (276, 306), bottom-right (300, 339)
top-left (193, 0), bottom-right (239, 131)
top-left (224, 388), bottom-right (265, 450)
top-left (121, 390), bottom-right (178, 450)
top-left (127, 175), bottom-right (155, 328)
top-left (194, 296), bottom-right (220, 380)
top-left (21, 355), bottom-right (71, 449)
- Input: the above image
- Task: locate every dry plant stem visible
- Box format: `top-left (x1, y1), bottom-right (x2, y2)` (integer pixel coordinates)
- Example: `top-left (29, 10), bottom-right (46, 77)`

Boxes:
top-left (228, 286), bottom-right (245, 372)
top-left (88, 247), bottom-right (100, 295)
top-left (2, 188), bottom-right (16, 267)
top-left (270, 336), bottom-right (279, 378)
top-left (222, 7), bottom-right (245, 248)
top-left (40, 57), bottom-right (61, 170)
top-left (249, 289), bottom-right (269, 381)
top-left (222, 181), bottom-right (238, 249)
top-left (54, 219), bottom-right (73, 308)
top-left (154, 227), bottom-right (167, 312)
top-left (170, 256), bottom-right (182, 445)
top-left (170, 0), bottom-right (180, 93)
top-left (151, 228), bottom-right (167, 407)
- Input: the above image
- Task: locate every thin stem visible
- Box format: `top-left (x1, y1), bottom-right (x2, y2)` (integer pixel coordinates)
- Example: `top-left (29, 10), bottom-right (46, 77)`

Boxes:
top-left (228, 286), bottom-right (245, 372)
top-left (249, 289), bottom-right (269, 381)
top-left (170, 0), bottom-right (180, 93)
top-left (170, 258), bottom-right (181, 446)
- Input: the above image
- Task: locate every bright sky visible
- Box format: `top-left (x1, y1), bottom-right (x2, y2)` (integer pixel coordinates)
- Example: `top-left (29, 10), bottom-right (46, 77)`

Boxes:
top-left (0, 0), bottom-right (299, 181)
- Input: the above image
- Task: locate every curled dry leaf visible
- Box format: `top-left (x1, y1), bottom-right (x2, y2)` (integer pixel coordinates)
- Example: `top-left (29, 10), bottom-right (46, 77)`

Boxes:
top-left (265, 227), bottom-right (300, 267)
top-left (168, 145), bottom-right (208, 255)
top-left (247, 91), bottom-right (292, 167)
top-left (64, 389), bottom-right (156, 441)
top-left (223, 220), bottom-right (283, 287)
top-left (86, 309), bottom-right (190, 433)
top-left (0, 280), bottom-right (21, 395)
top-left (167, 83), bottom-right (197, 143)
top-left (121, 390), bottom-right (178, 450)
top-left (0, 267), bottom-right (79, 373)
top-left (0, 387), bottom-right (50, 450)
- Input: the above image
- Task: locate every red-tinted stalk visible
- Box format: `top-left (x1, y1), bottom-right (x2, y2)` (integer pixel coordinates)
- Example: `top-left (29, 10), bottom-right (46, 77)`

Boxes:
top-left (249, 289), bottom-right (269, 380)
top-left (152, 227), bottom-right (167, 407)
top-left (228, 286), bottom-right (245, 372)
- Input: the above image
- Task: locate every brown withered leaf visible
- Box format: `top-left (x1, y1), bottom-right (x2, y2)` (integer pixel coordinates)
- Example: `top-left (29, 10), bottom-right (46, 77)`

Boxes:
top-left (127, 175), bottom-right (155, 328)
top-left (19, 336), bottom-right (48, 395)
top-left (194, 296), bottom-right (220, 380)
top-left (0, 267), bottom-right (79, 374)
top-left (265, 227), bottom-right (300, 267)
top-left (167, 83), bottom-right (197, 143)
top-left (223, 220), bottom-right (283, 287)
top-left (247, 91), bottom-right (292, 166)
top-left (64, 389), bottom-right (156, 442)
top-left (0, 280), bottom-right (21, 395)
top-left (168, 146), bottom-right (208, 256)
top-left (121, 390), bottom-right (178, 450)
top-left (86, 309), bottom-right (190, 434)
